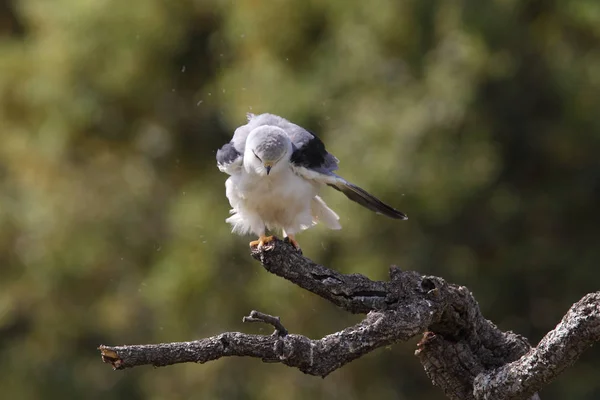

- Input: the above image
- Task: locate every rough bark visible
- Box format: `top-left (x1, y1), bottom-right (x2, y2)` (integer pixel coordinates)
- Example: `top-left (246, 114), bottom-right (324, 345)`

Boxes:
top-left (99, 238), bottom-right (599, 400)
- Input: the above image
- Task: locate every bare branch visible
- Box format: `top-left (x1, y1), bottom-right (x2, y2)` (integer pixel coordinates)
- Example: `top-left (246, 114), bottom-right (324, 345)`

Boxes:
top-left (242, 310), bottom-right (289, 337)
top-left (99, 238), bottom-right (599, 400)
top-left (473, 292), bottom-right (600, 400)
top-left (250, 239), bottom-right (394, 313)
top-left (99, 309), bottom-right (431, 376)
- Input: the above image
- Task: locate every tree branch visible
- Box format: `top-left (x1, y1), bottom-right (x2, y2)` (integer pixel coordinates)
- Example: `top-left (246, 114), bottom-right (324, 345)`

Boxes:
top-left (99, 238), bottom-right (599, 400)
top-left (473, 292), bottom-right (600, 400)
top-left (242, 310), bottom-right (288, 337)
top-left (99, 309), bottom-right (429, 376)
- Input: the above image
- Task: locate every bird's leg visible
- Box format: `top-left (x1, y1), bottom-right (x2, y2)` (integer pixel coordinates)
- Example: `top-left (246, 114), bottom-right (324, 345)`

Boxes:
top-left (284, 234), bottom-right (301, 251)
top-left (249, 235), bottom-right (275, 249)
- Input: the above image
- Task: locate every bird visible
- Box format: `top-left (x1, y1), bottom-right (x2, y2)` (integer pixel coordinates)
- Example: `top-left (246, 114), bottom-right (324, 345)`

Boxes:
top-left (216, 113), bottom-right (407, 250)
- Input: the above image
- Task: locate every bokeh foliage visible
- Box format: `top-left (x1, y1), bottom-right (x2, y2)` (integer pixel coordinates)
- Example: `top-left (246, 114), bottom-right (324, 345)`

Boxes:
top-left (0, 0), bottom-right (598, 399)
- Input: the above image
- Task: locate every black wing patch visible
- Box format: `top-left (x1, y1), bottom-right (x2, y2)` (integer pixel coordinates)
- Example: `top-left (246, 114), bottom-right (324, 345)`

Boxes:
top-left (216, 142), bottom-right (241, 166)
top-left (290, 132), bottom-right (327, 169)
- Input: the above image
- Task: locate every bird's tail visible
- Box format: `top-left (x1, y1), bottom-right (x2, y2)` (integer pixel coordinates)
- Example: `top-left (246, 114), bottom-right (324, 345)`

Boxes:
top-left (328, 180), bottom-right (407, 220)
top-left (311, 196), bottom-right (342, 230)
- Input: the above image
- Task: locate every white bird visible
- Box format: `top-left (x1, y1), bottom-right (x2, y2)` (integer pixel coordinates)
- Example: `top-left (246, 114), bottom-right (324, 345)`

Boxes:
top-left (216, 113), bottom-right (407, 250)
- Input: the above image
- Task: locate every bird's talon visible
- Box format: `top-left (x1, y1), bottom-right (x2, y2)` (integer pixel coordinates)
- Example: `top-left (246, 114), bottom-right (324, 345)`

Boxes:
top-left (249, 235), bottom-right (276, 250)
top-left (284, 235), bottom-right (302, 252)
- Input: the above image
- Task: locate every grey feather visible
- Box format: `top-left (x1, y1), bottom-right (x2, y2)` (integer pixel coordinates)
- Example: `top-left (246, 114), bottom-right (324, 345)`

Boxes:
top-left (328, 181), bottom-right (408, 220)
top-left (243, 113), bottom-right (339, 174)
top-left (216, 142), bottom-right (241, 166)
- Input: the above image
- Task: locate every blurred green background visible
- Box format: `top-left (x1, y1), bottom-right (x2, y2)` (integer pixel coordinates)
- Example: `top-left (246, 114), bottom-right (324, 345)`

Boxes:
top-left (0, 0), bottom-right (598, 399)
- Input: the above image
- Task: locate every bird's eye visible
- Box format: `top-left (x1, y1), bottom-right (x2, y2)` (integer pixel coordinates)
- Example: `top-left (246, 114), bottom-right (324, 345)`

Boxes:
top-left (253, 151), bottom-right (262, 161)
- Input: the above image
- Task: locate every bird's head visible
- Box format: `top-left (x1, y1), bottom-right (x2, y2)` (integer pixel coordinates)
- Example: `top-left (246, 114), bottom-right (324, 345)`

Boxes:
top-left (245, 126), bottom-right (292, 176)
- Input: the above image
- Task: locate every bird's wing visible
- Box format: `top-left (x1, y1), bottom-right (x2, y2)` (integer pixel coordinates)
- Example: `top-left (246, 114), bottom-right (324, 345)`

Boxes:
top-left (294, 163), bottom-right (407, 220)
top-left (277, 115), bottom-right (407, 220)
top-left (325, 178), bottom-right (408, 220)
top-left (216, 114), bottom-right (258, 175)
top-left (216, 141), bottom-right (243, 174)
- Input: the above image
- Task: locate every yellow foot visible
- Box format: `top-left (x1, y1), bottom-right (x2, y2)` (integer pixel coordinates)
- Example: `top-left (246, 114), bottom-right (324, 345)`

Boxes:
top-left (249, 235), bottom-right (275, 249)
top-left (285, 235), bottom-right (301, 251)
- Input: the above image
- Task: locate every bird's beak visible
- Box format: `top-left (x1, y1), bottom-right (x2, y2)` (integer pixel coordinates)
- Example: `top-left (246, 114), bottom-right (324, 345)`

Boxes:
top-left (265, 163), bottom-right (272, 175)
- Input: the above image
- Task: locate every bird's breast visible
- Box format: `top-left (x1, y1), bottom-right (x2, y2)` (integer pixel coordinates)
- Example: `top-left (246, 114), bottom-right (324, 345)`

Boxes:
top-left (234, 169), bottom-right (317, 225)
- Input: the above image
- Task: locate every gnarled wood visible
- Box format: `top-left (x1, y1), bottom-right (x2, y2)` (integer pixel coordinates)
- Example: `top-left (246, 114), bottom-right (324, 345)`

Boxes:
top-left (99, 239), bottom-right (599, 400)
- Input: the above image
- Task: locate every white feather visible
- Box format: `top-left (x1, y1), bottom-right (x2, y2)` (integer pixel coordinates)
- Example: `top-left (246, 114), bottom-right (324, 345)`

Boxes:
top-left (225, 164), bottom-right (322, 236)
top-left (311, 196), bottom-right (341, 230)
